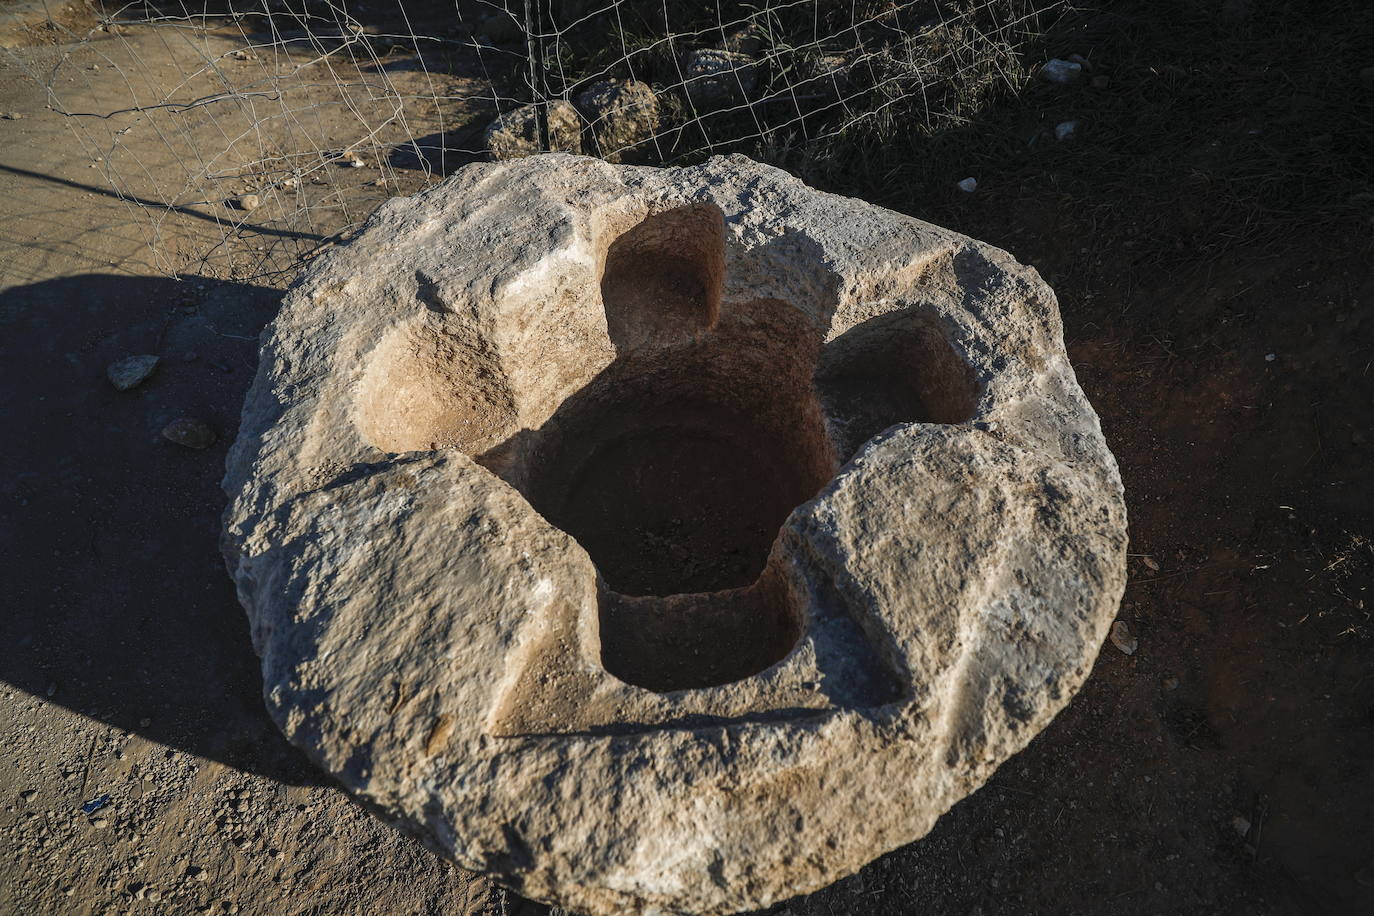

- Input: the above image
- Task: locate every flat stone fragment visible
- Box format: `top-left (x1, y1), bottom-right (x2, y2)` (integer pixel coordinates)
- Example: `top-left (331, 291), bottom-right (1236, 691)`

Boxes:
top-left (222, 154), bottom-right (1128, 915)
top-left (164, 418), bottom-right (215, 449)
top-left (107, 354), bottom-right (158, 390)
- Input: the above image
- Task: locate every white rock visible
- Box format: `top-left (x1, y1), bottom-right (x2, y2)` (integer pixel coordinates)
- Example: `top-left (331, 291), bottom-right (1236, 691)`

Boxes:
top-left (575, 80), bottom-right (659, 163)
top-left (223, 154), bottom-right (1127, 916)
top-left (1040, 59), bottom-right (1083, 85)
top-left (682, 48), bottom-right (759, 109)
top-left (1110, 620), bottom-right (1138, 655)
top-left (484, 101), bottom-right (583, 159)
top-left (957, 176), bottom-right (978, 192)
top-left (1055, 120), bottom-right (1079, 142)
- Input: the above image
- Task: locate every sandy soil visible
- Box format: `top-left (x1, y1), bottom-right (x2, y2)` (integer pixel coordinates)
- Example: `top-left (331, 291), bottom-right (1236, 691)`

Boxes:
top-left (2, 4), bottom-right (1370, 916)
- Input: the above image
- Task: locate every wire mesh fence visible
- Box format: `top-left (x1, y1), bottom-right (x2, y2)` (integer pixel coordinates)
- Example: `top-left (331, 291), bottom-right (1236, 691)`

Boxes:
top-left (1, 0), bottom-right (1067, 281)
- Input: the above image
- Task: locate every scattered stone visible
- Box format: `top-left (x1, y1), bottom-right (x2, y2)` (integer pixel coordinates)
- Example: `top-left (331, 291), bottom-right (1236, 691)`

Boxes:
top-left (957, 177), bottom-right (978, 193)
top-left (1162, 676), bottom-right (1179, 690)
top-left (162, 418), bottom-right (217, 450)
top-left (344, 153), bottom-right (366, 168)
top-left (1, 111), bottom-right (21, 120)
top-left (1040, 58), bottom-right (1083, 85)
top-left (1265, 352), bottom-right (1277, 361)
top-left (223, 155), bottom-right (1128, 916)
top-left (1141, 555), bottom-right (1161, 572)
top-left (231, 49), bottom-right (252, 61)
top-left (682, 48), bottom-right (759, 109)
top-left (1110, 619), bottom-right (1138, 655)
top-left (1231, 815), bottom-right (1251, 837)
top-left (1055, 120), bottom-right (1080, 142)
top-left (18, 789), bottom-right (36, 802)
top-left (89, 817), bottom-right (110, 829)
top-left (576, 80), bottom-right (660, 163)
top-left (279, 177), bottom-right (298, 191)
top-left (228, 194), bottom-right (259, 212)
top-left (106, 354), bottom-right (159, 391)
top-left (483, 101), bottom-right (583, 159)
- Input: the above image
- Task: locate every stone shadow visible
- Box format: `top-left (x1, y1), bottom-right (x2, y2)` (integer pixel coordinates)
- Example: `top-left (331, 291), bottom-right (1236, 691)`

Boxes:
top-left (0, 273), bottom-right (323, 785)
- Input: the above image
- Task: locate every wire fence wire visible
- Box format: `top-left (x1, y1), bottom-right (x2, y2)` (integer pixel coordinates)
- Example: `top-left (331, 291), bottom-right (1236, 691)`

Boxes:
top-left (1, 0), bottom-right (1066, 280)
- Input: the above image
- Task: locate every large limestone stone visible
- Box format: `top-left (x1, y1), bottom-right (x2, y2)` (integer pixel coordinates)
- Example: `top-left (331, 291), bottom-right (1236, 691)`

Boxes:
top-left (222, 154), bottom-right (1127, 915)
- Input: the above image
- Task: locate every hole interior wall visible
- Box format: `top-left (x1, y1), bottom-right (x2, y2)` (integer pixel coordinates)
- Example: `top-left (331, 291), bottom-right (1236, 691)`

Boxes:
top-left (816, 309), bottom-right (980, 461)
top-left (600, 202), bottom-right (724, 350)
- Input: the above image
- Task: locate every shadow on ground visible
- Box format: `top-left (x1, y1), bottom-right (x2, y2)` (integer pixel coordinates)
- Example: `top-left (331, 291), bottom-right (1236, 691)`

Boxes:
top-left (0, 273), bottom-right (322, 785)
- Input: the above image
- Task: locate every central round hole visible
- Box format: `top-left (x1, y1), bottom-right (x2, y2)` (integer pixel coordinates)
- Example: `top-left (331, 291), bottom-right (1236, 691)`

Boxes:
top-left (522, 316), bottom-right (836, 598)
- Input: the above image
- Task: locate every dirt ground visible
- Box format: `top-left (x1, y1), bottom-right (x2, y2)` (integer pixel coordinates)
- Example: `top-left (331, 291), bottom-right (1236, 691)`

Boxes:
top-left (2, 3), bottom-right (1371, 915)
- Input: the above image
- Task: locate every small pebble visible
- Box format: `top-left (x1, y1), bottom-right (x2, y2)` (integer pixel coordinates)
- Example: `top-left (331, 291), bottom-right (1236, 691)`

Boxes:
top-left (162, 418), bottom-right (217, 450)
top-left (1265, 352), bottom-right (1277, 361)
top-left (1231, 815), bottom-right (1251, 837)
top-left (107, 354), bottom-right (159, 391)
top-left (1109, 620), bottom-right (1138, 655)
top-left (1162, 676), bottom-right (1179, 690)
top-left (229, 194), bottom-right (260, 212)
top-left (956, 177), bottom-right (978, 193)
top-left (1040, 58), bottom-right (1082, 84)
top-left (1054, 120), bottom-right (1079, 142)
top-left (90, 817), bottom-right (110, 828)
top-left (19, 789), bottom-right (36, 802)
top-left (1141, 555), bottom-right (1160, 572)
top-left (1, 111), bottom-right (21, 120)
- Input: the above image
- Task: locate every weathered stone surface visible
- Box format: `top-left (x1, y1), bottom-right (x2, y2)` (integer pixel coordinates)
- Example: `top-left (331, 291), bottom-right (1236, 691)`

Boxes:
top-left (484, 101), bottom-right (582, 159)
top-left (682, 48), bottom-right (758, 109)
top-left (222, 154), bottom-right (1127, 916)
top-left (575, 79), bottom-right (659, 162)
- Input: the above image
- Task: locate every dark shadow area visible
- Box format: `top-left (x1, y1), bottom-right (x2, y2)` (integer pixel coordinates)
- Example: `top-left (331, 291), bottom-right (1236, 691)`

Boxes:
top-left (388, 127), bottom-right (488, 177)
top-left (0, 164), bottom-right (324, 243)
top-left (0, 273), bottom-right (323, 785)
